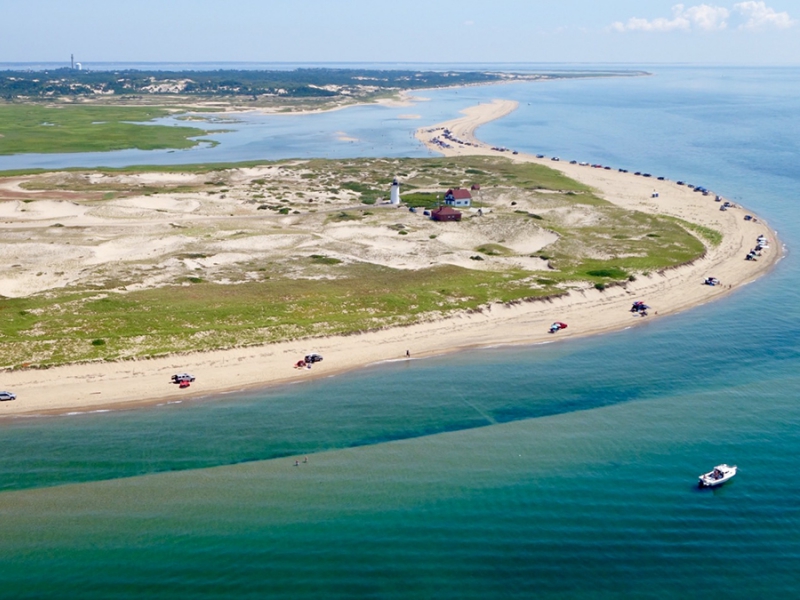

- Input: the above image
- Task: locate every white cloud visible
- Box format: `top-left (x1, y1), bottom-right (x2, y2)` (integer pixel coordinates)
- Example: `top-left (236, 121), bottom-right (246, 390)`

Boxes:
top-left (611, 5), bottom-right (691, 32)
top-left (685, 4), bottom-right (731, 30)
top-left (612, 4), bottom-right (729, 32)
top-left (463, 20), bottom-right (475, 27)
top-left (611, 16), bottom-right (688, 33)
top-left (734, 1), bottom-right (795, 30)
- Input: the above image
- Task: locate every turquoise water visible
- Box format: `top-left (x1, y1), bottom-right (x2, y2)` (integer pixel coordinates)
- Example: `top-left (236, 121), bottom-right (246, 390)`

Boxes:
top-left (1, 66), bottom-right (800, 597)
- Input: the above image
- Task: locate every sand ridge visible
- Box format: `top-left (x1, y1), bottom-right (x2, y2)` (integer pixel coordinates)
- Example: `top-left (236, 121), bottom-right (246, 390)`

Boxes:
top-left (0, 100), bottom-right (780, 417)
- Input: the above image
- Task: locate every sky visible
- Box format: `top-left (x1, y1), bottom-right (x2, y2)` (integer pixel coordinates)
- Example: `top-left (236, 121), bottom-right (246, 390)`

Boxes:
top-left (1, 0), bottom-right (798, 66)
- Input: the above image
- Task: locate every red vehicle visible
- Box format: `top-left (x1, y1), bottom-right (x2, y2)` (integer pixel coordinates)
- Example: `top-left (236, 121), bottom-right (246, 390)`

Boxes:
top-left (549, 322), bottom-right (568, 333)
top-left (179, 380), bottom-right (190, 389)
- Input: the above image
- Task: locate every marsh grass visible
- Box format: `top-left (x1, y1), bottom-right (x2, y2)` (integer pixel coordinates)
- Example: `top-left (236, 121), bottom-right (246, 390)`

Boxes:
top-left (0, 105), bottom-right (211, 155)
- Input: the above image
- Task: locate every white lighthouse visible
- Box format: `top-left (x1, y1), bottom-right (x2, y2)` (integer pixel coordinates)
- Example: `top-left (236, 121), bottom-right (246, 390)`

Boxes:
top-left (390, 177), bottom-right (400, 205)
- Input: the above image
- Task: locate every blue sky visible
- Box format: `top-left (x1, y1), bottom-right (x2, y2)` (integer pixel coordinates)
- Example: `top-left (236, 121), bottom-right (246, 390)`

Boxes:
top-left (1, 0), bottom-right (797, 65)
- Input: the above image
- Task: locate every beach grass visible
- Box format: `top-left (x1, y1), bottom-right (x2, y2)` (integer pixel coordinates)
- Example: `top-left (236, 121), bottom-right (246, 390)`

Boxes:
top-left (0, 155), bottom-right (710, 367)
top-left (0, 265), bottom-right (563, 367)
top-left (0, 217), bottom-right (702, 367)
top-left (668, 217), bottom-right (723, 247)
top-left (476, 244), bottom-right (513, 256)
top-left (0, 105), bottom-right (211, 155)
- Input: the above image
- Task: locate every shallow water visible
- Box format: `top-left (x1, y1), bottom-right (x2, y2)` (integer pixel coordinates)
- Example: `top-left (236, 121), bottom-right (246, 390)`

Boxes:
top-left (1, 65), bottom-right (799, 598)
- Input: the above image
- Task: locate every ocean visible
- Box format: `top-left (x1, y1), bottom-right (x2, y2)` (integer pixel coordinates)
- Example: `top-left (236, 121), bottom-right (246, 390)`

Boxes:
top-left (1, 65), bottom-right (799, 598)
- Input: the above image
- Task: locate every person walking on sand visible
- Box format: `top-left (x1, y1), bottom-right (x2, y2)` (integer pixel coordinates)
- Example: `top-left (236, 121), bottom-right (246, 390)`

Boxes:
top-left (406, 349), bottom-right (411, 358)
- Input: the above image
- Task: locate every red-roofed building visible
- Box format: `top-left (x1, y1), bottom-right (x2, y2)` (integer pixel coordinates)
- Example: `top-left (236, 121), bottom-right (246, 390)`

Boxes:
top-left (430, 206), bottom-right (462, 222)
top-left (444, 188), bottom-right (472, 207)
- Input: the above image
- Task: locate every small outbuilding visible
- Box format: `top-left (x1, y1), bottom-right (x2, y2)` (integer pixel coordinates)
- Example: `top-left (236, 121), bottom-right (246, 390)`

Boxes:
top-left (430, 206), bottom-right (462, 222)
top-left (444, 188), bottom-right (472, 207)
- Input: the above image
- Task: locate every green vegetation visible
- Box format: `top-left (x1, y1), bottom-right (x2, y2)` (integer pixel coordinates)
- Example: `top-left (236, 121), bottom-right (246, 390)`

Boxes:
top-left (669, 218), bottom-right (723, 247)
top-left (0, 154), bottom-right (711, 367)
top-left (476, 244), bottom-right (513, 256)
top-left (310, 255), bottom-right (343, 265)
top-left (0, 265), bottom-right (566, 367)
top-left (339, 181), bottom-right (382, 204)
top-left (0, 105), bottom-right (211, 155)
top-left (0, 67), bottom-right (645, 101)
top-left (401, 192), bottom-right (440, 209)
top-left (329, 211), bottom-right (362, 222)
top-left (542, 207), bottom-right (706, 286)
top-left (586, 268), bottom-right (629, 279)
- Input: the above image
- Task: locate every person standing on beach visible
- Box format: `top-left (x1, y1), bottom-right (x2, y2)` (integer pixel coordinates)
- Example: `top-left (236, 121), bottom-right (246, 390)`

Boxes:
top-left (406, 349), bottom-right (410, 358)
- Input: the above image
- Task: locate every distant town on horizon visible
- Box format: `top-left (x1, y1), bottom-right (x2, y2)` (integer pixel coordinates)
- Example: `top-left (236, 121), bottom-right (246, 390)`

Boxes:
top-left (0, 67), bottom-right (645, 101)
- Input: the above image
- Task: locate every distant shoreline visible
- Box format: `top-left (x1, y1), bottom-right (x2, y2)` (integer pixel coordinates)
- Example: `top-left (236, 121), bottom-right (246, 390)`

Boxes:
top-left (0, 66), bottom-right (647, 103)
top-left (0, 69), bottom-right (649, 163)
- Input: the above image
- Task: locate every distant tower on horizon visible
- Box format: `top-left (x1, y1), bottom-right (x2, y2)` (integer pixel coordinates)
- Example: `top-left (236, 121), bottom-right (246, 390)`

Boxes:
top-left (71, 54), bottom-right (74, 69)
top-left (390, 177), bottom-right (400, 205)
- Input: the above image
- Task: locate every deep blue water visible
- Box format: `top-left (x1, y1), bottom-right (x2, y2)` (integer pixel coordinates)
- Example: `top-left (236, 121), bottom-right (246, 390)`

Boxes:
top-left (1, 65), bottom-right (799, 598)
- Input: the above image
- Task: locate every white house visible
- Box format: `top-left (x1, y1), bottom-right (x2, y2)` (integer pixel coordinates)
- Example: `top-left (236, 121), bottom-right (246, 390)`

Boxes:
top-left (444, 188), bottom-right (471, 207)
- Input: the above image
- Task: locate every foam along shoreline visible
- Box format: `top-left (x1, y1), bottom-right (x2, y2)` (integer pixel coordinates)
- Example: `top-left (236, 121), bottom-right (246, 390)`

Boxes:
top-left (0, 100), bottom-right (780, 418)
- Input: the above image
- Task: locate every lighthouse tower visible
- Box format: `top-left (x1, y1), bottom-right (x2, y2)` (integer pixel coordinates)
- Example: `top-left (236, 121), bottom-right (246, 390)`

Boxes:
top-left (390, 177), bottom-right (400, 205)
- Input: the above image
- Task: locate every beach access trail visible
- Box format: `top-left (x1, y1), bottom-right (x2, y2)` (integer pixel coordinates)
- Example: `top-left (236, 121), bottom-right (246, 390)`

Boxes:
top-left (0, 99), bottom-right (780, 417)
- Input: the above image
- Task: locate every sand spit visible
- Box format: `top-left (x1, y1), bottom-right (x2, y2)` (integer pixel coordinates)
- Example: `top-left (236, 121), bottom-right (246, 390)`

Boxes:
top-left (0, 100), bottom-right (780, 417)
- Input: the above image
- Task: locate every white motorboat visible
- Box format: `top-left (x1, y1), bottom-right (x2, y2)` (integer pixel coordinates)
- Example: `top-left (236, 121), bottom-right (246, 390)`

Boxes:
top-left (698, 464), bottom-right (737, 488)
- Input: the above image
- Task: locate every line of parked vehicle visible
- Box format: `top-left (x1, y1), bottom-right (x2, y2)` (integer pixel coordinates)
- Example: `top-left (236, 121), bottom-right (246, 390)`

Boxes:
top-left (533, 153), bottom-right (767, 229)
top-left (746, 234), bottom-right (769, 262)
top-left (530, 153), bottom-right (741, 198)
top-left (533, 153), bottom-right (676, 180)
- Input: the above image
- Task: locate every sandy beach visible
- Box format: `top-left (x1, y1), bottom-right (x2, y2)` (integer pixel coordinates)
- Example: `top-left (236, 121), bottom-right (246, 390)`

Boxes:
top-left (0, 99), bottom-right (780, 418)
